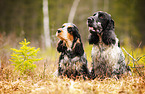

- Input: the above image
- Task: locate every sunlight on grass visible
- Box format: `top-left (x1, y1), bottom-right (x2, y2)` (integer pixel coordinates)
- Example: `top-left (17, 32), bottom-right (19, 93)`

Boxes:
top-left (0, 36), bottom-right (145, 94)
top-left (1, 64), bottom-right (145, 94)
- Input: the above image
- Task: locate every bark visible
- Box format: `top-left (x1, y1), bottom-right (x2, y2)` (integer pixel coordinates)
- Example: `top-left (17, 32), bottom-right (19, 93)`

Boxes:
top-left (68, 0), bottom-right (80, 23)
top-left (43, 0), bottom-right (51, 48)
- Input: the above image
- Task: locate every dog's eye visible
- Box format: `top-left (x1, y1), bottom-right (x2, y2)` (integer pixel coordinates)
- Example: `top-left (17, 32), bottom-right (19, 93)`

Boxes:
top-left (67, 27), bottom-right (72, 33)
top-left (62, 25), bottom-right (65, 28)
top-left (93, 13), bottom-right (97, 16)
top-left (99, 16), bottom-right (103, 19)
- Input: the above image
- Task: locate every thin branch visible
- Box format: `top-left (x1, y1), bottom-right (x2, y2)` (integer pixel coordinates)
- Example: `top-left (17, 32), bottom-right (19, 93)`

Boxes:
top-left (122, 47), bottom-right (137, 62)
top-left (122, 47), bottom-right (142, 76)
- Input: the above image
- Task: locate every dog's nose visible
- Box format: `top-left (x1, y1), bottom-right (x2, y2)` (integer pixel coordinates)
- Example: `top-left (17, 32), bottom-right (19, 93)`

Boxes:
top-left (87, 17), bottom-right (94, 23)
top-left (57, 30), bottom-right (62, 33)
top-left (87, 17), bottom-right (94, 27)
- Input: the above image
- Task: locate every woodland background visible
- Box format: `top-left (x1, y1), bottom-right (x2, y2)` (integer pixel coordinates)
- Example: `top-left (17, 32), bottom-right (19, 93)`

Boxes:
top-left (0, 0), bottom-right (145, 48)
top-left (0, 0), bottom-right (145, 93)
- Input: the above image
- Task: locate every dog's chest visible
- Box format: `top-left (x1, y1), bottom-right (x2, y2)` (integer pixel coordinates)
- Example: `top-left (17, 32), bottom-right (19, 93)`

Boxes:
top-left (91, 44), bottom-right (121, 66)
top-left (59, 53), bottom-right (86, 70)
top-left (91, 32), bottom-right (120, 63)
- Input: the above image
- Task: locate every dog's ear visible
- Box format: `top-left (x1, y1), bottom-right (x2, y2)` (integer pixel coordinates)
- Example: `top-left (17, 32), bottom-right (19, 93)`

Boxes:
top-left (57, 40), bottom-right (67, 53)
top-left (111, 19), bottom-right (114, 29)
top-left (102, 30), bottom-right (116, 45)
top-left (106, 19), bottom-right (114, 30)
top-left (72, 25), bottom-right (81, 39)
top-left (74, 42), bottom-right (84, 56)
top-left (68, 25), bottom-right (80, 39)
top-left (88, 32), bottom-right (99, 45)
top-left (71, 25), bottom-right (83, 50)
top-left (72, 39), bottom-right (84, 56)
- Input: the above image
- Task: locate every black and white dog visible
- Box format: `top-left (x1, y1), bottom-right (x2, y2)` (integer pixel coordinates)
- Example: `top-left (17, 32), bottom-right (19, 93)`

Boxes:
top-left (56, 23), bottom-right (90, 79)
top-left (87, 11), bottom-right (131, 79)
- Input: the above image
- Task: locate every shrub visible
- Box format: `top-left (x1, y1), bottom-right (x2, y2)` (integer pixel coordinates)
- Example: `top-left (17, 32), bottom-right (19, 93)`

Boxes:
top-left (10, 39), bottom-right (42, 75)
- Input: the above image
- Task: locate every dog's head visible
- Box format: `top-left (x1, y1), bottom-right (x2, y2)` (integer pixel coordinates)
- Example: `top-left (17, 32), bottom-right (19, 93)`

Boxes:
top-left (87, 11), bottom-right (114, 33)
top-left (56, 23), bottom-right (80, 48)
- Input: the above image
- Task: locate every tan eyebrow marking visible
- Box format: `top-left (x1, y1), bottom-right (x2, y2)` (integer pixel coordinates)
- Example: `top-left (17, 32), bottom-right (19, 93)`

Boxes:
top-left (68, 25), bottom-right (73, 28)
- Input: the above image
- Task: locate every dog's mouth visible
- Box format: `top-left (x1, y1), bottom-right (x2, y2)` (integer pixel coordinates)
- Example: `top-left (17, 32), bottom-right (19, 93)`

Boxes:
top-left (88, 21), bottom-right (103, 33)
top-left (87, 17), bottom-right (103, 33)
top-left (89, 26), bottom-right (102, 33)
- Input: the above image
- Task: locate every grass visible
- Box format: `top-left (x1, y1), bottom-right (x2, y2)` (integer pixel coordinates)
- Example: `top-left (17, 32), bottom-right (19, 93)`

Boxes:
top-left (0, 64), bottom-right (145, 94)
top-left (0, 34), bottom-right (145, 94)
top-left (1, 52), bottom-right (145, 94)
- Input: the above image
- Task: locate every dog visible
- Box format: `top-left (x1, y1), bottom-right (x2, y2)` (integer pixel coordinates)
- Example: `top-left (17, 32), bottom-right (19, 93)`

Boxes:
top-left (56, 23), bottom-right (90, 79)
top-left (87, 11), bottom-right (131, 79)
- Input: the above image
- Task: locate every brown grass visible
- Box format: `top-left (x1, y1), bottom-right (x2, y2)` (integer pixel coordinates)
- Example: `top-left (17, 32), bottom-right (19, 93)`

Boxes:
top-left (0, 34), bottom-right (145, 94)
top-left (0, 61), bottom-right (145, 94)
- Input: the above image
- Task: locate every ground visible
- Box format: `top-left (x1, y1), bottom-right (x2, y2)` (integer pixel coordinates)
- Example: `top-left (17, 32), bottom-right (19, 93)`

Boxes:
top-left (0, 61), bottom-right (145, 94)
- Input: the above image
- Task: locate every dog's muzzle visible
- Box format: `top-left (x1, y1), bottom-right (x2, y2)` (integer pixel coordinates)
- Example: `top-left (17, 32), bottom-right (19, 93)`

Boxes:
top-left (87, 17), bottom-right (94, 27)
top-left (56, 29), bottom-right (62, 37)
top-left (87, 17), bottom-right (103, 33)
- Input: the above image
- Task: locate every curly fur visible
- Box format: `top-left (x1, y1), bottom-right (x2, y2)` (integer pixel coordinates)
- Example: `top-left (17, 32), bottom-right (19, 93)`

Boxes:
top-left (56, 23), bottom-right (90, 80)
top-left (87, 11), bottom-right (131, 79)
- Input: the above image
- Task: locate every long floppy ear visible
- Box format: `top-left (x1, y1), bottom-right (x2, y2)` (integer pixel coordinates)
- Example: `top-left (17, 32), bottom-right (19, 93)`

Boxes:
top-left (72, 39), bottom-right (84, 56)
top-left (106, 19), bottom-right (114, 30)
top-left (111, 19), bottom-right (114, 29)
top-left (71, 25), bottom-right (84, 56)
top-left (88, 32), bottom-right (99, 45)
top-left (57, 40), bottom-right (67, 53)
top-left (72, 25), bottom-right (81, 40)
top-left (71, 25), bottom-right (82, 48)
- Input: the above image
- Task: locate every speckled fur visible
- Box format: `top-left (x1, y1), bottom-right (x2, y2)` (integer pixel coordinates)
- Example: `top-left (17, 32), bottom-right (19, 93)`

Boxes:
top-left (87, 11), bottom-right (131, 79)
top-left (56, 23), bottom-right (90, 80)
top-left (91, 42), bottom-right (127, 79)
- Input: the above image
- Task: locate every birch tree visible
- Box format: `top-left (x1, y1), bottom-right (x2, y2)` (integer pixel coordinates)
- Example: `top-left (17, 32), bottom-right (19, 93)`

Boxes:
top-left (43, 0), bottom-right (51, 48)
top-left (68, 0), bottom-right (80, 23)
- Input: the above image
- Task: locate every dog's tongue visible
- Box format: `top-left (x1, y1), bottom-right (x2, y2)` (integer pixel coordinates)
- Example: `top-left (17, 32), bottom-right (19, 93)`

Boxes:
top-left (96, 29), bottom-right (100, 33)
top-left (89, 27), bottom-right (101, 33)
top-left (89, 27), bottom-right (95, 32)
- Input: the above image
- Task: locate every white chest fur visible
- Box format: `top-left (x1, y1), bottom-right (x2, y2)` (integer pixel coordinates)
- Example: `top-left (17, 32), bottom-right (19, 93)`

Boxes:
top-left (91, 34), bottom-right (126, 72)
top-left (92, 45), bottom-right (123, 65)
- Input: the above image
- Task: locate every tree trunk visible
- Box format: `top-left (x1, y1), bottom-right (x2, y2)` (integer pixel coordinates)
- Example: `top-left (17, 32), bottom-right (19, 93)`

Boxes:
top-left (68, 0), bottom-right (80, 23)
top-left (43, 0), bottom-right (51, 48)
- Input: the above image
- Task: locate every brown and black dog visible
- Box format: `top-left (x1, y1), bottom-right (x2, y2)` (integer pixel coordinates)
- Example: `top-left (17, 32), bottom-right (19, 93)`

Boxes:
top-left (56, 23), bottom-right (90, 80)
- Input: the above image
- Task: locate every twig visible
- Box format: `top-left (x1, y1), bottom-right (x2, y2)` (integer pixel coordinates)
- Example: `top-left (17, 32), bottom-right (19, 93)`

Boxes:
top-left (122, 47), bottom-right (137, 62)
top-left (122, 47), bottom-right (142, 76)
top-left (43, 59), bottom-right (47, 78)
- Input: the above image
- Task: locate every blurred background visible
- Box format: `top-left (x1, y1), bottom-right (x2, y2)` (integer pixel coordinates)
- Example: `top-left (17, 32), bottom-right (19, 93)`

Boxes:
top-left (0, 0), bottom-right (145, 65)
top-left (0, 0), bottom-right (145, 77)
top-left (0, 0), bottom-right (145, 48)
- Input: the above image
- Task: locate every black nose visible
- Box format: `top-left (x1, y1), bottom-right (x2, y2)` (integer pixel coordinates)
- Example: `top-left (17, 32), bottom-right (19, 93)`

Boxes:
top-left (87, 17), bottom-right (94, 27)
top-left (87, 17), bottom-right (94, 23)
top-left (57, 30), bottom-right (61, 33)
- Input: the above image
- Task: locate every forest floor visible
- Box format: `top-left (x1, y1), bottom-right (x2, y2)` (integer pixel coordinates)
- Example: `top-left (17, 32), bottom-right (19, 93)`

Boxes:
top-left (0, 35), bottom-right (145, 94)
top-left (0, 60), bottom-right (145, 94)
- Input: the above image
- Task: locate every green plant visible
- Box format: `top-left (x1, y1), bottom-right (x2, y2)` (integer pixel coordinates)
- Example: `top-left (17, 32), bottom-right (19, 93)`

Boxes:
top-left (10, 39), bottom-right (42, 75)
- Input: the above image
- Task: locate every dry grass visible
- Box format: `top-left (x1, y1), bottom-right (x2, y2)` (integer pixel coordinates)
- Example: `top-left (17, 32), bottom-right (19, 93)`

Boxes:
top-left (0, 61), bottom-right (145, 94)
top-left (0, 34), bottom-right (145, 94)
